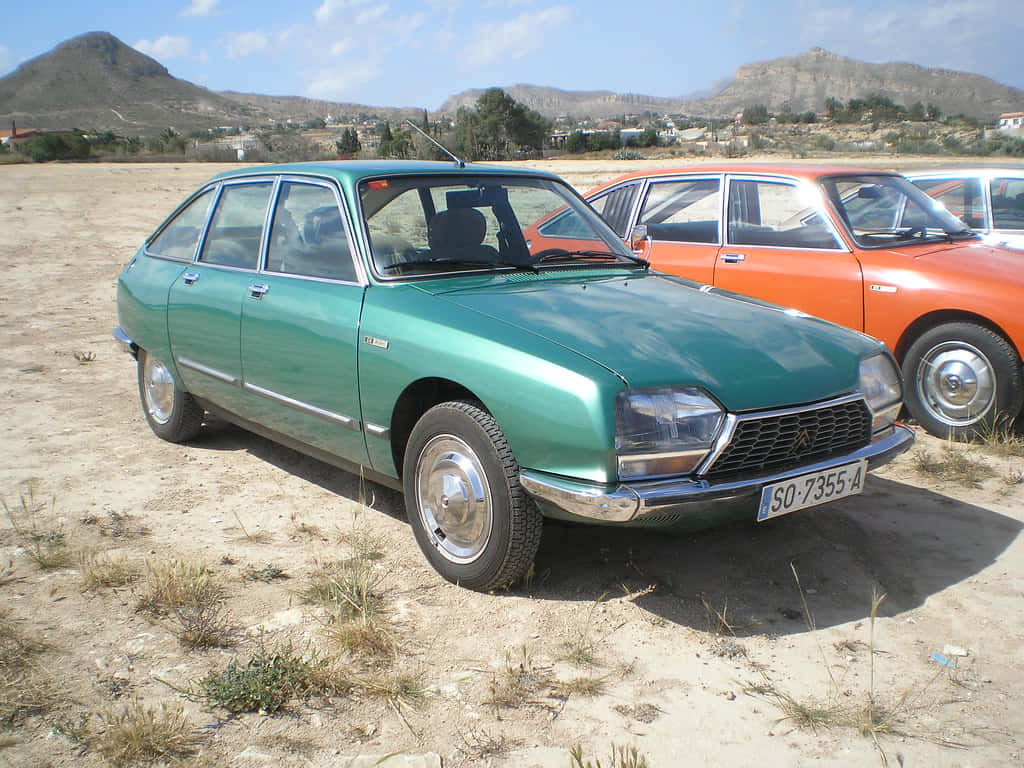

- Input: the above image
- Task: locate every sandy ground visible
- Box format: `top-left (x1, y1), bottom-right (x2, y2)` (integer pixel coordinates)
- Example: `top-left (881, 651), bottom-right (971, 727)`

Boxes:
top-left (0, 160), bottom-right (1022, 768)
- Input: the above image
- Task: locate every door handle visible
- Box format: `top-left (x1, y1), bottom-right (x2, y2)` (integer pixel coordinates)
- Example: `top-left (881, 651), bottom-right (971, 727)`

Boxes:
top-left (182, 271), bottom-right (200, 285)
top-left (248, 283), bottom-right (270, 299)
top-left (720, 253), bottom-right (746, 263)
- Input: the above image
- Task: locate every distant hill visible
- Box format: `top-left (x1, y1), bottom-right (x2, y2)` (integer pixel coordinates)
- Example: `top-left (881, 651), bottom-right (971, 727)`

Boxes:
top-left (0, 32), bottom-right (258, 133)
top-left (0, 32), bottom-right (418, 135)
top-left (696, 48), bottom-right (1024, 118)
top-left (2, 33), bottom-right (1022, 137)
top-left (444, 49), bottom-right (1024, 121)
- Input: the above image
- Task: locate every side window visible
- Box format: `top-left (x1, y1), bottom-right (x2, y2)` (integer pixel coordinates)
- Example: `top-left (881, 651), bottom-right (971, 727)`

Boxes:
top-left (991, 178), bottom-right (1024, 231)
top-left (913, 178), bottom-right (986, 229)
top-left (727, 179), bottom-right (841, 249)
top-left (148, 189), bottom-right (214, 261)
top-left (638, 178), bottom-right (721, 244)
top-left (590, 183), bottom-right (639, 237)
top-left (199, 182), bottom-right (273, 269)
top-left (267, 182), bottom-right (357, 281)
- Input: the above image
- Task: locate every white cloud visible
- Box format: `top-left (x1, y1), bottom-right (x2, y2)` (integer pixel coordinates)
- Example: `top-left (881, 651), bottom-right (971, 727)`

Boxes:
top-left (462, 5), bottom-right (572, 67)
top-left (330, 39), bottom-right (353, 56)
top-left (356, 2), bottom-right (389, 24)
top-left (132, 35), bottom-right (191, 60)
top-left (306, 59), bottom-right (380, 100)
top-left (223, 31), bottom-right (269, 59)
top-left (179, 0), bottom-right (218, 18)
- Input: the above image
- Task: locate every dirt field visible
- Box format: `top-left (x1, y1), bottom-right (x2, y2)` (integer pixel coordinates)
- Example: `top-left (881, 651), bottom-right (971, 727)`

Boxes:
top-left (1, 160), bottom-right (1023, 768)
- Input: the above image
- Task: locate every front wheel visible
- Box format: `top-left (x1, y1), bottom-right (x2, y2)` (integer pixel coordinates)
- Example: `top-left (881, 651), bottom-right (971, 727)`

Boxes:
top-left (902, 322), bottom-right (1023, 439)
top-left (137, 350), bottom-right (204, 442)
top-left (403, 401), bottom-right (542, 591)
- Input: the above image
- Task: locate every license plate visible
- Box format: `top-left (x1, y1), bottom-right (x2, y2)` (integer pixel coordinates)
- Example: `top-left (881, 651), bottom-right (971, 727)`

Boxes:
top-left (757, 460), bottom-right (867, 522)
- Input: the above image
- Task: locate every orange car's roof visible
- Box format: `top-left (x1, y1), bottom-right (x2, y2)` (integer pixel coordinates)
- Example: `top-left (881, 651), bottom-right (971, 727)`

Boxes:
top-left (596, 162), bottom-right (896, 187)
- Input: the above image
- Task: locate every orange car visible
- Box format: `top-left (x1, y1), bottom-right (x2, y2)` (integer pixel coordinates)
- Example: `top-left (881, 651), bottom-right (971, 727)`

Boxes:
top-left (574, 164), bottom-right (1024, 438)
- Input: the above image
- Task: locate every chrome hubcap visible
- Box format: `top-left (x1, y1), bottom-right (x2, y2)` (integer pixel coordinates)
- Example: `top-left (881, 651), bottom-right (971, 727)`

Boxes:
top-left (415, 434), bottom-right (492, 564)
top-left (143, 355), bottom-right (175, 425)
top-left (917, 341), bottom-right (995, 427)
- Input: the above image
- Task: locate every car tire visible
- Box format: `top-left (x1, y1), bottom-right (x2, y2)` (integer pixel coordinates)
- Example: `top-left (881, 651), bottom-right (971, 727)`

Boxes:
top-left (137, 349), bottom-right (204, 443)
top-left (902, 322), bottom-right (1023, 439)
top-left (403, 401), bottom-right (542, 591)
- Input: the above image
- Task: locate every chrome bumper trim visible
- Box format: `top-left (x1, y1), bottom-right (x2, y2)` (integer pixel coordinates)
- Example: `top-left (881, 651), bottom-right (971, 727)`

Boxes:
top-left (520, 424), bottom-right (914, 524)
top-left (111, 327), bottom-right (138, 359)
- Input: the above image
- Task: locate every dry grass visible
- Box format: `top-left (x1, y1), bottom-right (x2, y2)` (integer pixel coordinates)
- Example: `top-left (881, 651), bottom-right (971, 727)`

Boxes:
top-left (560, 596), bottom-right (604, 668)
top-left (973, 419), bottom-right (1024, 459)
top-left (3, 487), bottom-right (70, 570)
top-left (488, 646), bottom-right (553, 711)
top-left (79, 549), bottom-right (138, 590)
top-left (457, 728), bottom-right (518, 761)
top-left (137, 559), bottom-right (233, 648)
top-left (0, 611), bottom-right (56, 725)
top-left (555, 674), bottom-right (609, 698)
top-left (97, 701), bottom-right (198, 766)
top-left (912, 444), bottom-right (995, 487)
top-left (137, 559), bottom-right (220, 617)
top-left (569, 743), bottom-right (650, 768)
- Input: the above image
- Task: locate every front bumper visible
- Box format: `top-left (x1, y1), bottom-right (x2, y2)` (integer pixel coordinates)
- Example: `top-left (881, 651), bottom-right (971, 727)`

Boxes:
top-left (112, 327), bottom-right (138, 359)
top-left (520, 424), bottom-right (914, 524)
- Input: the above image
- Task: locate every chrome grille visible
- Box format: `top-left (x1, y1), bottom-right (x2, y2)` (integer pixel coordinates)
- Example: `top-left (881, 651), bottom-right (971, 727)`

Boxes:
top-left (704, 399), bottom-right (871, 481)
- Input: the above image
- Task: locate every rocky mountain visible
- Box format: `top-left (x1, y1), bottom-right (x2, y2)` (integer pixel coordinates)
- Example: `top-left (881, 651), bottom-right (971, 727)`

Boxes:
top-left (444, 49), bottom-right (1024, 120)
top-left (696, 48), bottom-right (1024, 118)
top-left (0, 32), bottom-right (417, 135)
top-left (2, 33), bottom-right (1021, 137)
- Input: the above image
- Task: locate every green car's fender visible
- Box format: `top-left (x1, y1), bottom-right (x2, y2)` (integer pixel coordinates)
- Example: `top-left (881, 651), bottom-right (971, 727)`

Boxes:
top-left (358, 283), bottom-right (624, 484)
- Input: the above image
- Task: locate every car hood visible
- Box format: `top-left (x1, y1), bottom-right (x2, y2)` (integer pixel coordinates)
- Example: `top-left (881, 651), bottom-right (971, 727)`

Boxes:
top-left (418, 271), bottom-right (880, 412)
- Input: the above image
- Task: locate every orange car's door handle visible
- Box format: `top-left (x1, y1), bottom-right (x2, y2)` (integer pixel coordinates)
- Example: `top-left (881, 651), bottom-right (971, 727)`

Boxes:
top-left (721, 253), bottom-right (746, 263)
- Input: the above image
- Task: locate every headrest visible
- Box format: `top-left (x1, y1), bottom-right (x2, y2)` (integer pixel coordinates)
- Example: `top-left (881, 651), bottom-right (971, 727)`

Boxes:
top-left (429, 208), bottom-right (487, 249)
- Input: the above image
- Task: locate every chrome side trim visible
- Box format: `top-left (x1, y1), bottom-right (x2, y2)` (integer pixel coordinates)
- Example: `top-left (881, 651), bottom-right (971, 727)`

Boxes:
top-left (177, 357), bottom-right (239, 386)
top-left (112, 327), bottom-right (138, 359)
top-left (365, 423), bottom-right (391, 440)
top-left (521, 424), bottom-right (914, 524)
top-left (696, 413), bottom-right (739, 476)
top-left (243, 382), bottom-right (361, 432)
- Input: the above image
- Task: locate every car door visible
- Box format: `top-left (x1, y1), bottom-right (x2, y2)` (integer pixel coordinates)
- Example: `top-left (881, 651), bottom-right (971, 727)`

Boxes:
top-left (239, 177), bottom-right (369, 464)
top-left (628, 175), bottom-right (722, 285)
top-left (713, 175), bottom-right (865, 331)
top-left (168, 179), bottom-right (274, 415)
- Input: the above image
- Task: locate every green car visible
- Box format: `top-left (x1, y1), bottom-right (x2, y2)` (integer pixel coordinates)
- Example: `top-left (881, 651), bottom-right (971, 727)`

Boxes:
top-left (114, 160), bottom-right (914, 590)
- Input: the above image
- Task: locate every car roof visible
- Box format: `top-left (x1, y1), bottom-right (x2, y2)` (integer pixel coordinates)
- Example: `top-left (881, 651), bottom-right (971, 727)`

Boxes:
top-left (208, 159), bottom-right (563, 185)
top-left (594, 162), bottom-right (897, 187)
top-left (904, 166), bottom-right (1024, 178)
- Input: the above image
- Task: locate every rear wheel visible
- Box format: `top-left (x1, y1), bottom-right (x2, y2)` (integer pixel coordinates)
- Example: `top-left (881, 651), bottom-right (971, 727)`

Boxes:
top-left (137, 349), bottom-right (204, 442)
top-left (403, 401), bottom-right (542, 591)
top-left (902, 322), bottom-right (1023, 438)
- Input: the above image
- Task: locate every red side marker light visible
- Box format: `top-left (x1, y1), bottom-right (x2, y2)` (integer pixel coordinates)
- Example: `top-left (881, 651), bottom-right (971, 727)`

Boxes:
top-left (368, 179), bottom-right (390, 190)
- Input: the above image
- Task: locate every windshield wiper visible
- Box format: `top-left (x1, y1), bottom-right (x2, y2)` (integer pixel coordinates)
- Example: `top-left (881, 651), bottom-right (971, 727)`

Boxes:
top-left (531, 248), bottom-right (649, 269)
top-left (380, 258), bottom-right (514, 273)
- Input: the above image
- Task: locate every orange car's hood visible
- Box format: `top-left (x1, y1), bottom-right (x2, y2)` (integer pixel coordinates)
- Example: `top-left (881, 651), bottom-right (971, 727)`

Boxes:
top-left (906, 241), bottom-right (1023, 273)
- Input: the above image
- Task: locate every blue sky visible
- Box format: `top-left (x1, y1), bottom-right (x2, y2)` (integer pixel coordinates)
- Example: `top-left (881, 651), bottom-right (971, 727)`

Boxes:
top-left (2, 0), bottom-right (1022, 110)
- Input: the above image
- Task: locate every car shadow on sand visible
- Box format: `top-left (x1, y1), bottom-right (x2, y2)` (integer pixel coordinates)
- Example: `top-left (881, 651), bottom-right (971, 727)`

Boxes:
top-left (192, 420), bottom-right (1020, 637)
top-left (529, 476), bottom-right (1022, 636)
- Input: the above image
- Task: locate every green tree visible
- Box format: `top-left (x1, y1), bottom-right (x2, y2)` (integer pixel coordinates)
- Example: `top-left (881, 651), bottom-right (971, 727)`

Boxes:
top-left (335, 128), bottom-right (361, 156)
top-left (741, 104), bottom-right (769, 125)
top-left (453, 88), bottom-right (550, 160)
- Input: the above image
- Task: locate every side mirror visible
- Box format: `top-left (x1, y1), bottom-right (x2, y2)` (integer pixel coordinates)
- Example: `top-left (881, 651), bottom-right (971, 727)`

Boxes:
top-left (629, 224), bottom-right (650, 254)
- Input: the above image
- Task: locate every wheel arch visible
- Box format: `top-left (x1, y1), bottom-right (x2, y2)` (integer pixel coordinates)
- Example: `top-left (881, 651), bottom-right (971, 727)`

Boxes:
top-left (893, 310), bottom-right (1020, 366)
top-left (389, 377), bottom-right (487, 481)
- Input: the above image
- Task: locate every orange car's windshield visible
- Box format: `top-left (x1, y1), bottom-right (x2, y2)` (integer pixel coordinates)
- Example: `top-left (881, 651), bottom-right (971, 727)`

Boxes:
top-left (822, 174), bottom-right (977, 248)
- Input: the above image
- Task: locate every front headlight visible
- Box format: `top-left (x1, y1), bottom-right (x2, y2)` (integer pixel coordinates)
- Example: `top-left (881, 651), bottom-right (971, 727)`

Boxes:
top-left (859, 353), bottom-right (902, 432)
top-left (615, 387), bottom-right (724, 480)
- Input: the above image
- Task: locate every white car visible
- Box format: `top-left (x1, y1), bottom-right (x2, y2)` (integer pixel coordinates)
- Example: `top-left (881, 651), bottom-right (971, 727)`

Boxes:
top-left (906, 167), bottom-right (1024, 250)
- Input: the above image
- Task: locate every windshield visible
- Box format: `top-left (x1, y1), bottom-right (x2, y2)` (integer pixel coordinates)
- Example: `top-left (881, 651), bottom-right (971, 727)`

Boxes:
top-left (358, 175), bottom-right (637, 278)
top-left (821, 174), bottom-right (976, 248)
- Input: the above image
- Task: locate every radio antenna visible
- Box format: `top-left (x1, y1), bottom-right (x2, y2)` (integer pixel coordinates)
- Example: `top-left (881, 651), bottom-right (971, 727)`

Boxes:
top-left (405, 119), bottom-right (465, 168)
